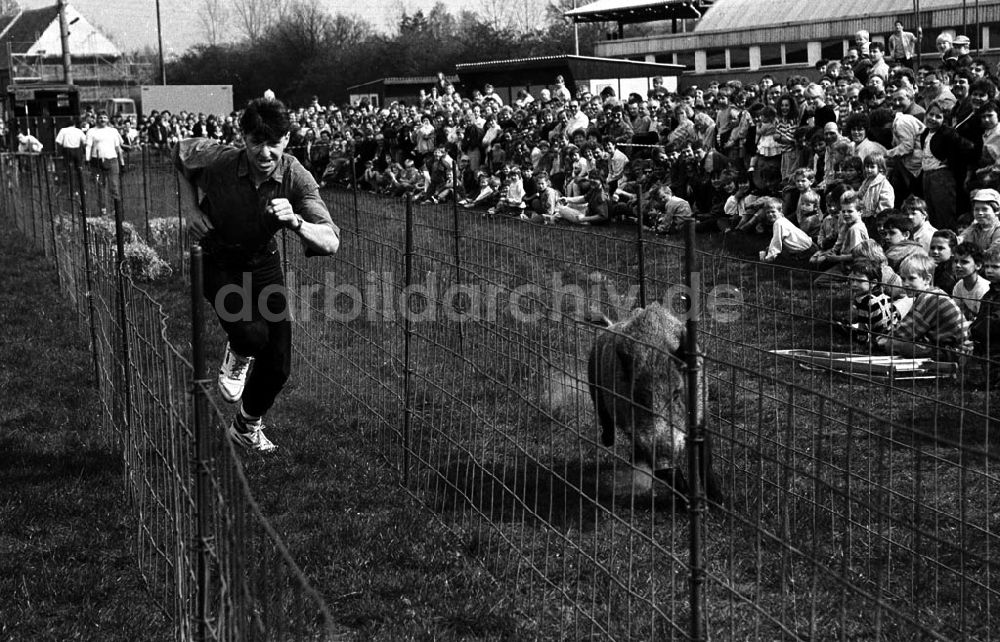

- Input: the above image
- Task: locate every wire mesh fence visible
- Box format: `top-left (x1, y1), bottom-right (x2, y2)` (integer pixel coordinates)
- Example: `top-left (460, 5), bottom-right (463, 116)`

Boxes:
top-left (5, 146), bottom-right (999, 640)
top-left (1, 151), bottom-right (337, 641)
top-left (285, 182), bottom-right (999, 639)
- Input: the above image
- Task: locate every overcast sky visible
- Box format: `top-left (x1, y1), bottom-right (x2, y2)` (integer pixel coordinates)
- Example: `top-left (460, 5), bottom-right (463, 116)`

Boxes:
top-left (21, 0), bottom-right (498, 55)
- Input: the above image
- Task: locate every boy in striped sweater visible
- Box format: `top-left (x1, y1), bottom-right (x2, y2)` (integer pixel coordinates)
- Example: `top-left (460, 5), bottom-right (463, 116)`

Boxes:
top-left (877, 254), bottom-right (971, 359)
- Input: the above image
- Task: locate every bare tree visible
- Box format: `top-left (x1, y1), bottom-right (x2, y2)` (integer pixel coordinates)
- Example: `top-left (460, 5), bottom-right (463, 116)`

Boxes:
top-left (0, 0), bottom-right (19, 16)
top-left (477, 0), bottom-right (512, 32)
top-left (230, 0), bottom-right (288, 43)
top-left (198, 0), bottom-right (230, 46)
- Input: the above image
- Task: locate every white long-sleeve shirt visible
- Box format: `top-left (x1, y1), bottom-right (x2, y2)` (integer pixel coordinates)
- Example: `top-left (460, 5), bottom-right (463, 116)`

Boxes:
top-left (764, 216), bottom-right (813, 260)
top-left (887, 112), bottom-right (925, 176)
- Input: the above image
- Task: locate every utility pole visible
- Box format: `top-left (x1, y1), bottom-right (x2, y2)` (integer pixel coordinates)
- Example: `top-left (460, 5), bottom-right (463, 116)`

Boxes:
top-left (57, 0), bottom-right (73, 84)
top-left (155, 0), bottom-right (166, 84)
top-left (573, 0), bottom-right (579, 55)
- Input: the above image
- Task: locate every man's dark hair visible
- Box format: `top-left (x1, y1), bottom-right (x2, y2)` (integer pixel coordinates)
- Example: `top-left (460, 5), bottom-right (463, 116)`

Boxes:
top-left (844, 112), bottom-right (870, 132)
top-left (849, 258), bottom-right (883, 283)
top-left (978, 100), bottom-right (1000, 116)
top-left (239, 97), bottom-right (291, 142)
top-left (885, 214), bottom-right (916, 235)
top-left (954, 241), bottom-right (985, 264)
top-left (971, 78), bottom-right (998, 98)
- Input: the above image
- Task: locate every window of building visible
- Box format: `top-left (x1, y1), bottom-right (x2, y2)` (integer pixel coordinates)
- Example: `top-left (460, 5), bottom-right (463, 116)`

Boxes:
top-left (989, 23), bottom-right (1000, 48)
top-left (705, 47), bottom-right (726, 70)
top-left (760, 43), bottom-right (783, 66)
top-left (729, 47), bottom-right (750, 69)
top-left (785, 42), bottom-right (808, 64)
top-left (821, 39), bottom-right (845, 61)
top-left (675, 50), bottom-right (696, 69)
top-left (654, 54), bottom-right (672, 64)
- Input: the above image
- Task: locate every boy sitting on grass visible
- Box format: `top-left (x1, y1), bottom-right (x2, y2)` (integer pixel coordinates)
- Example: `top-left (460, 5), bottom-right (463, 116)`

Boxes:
top-left (878, 254), bottom-right (971, 359)
top-left (846, 259), bottom-right (902, 346)
top-left (811, 190), bottom-right (870, 283)
top-left (757, 196), bottom-right (817, 264)
top-left (952, 242), bottom-right (991, 320)
top-left (796, 190), bottom-right (823, 239)
top-left (882, 214), bottom-right (926, 273)
top-left (929, 229), bottom-right (958, 294)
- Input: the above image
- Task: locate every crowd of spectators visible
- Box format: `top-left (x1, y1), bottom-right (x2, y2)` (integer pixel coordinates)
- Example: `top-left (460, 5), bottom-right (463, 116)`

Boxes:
top-left (43, 24), bottom-right (1000, 376)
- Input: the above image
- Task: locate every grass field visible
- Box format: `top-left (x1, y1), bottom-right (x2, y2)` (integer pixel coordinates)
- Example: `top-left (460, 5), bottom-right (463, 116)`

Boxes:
top-left (8, 170), bottom-right (1000, 640)
top-left (0, 228), bottom-right (169, 641)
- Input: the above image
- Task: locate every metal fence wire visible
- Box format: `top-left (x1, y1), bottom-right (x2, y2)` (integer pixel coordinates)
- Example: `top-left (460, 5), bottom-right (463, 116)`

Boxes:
top-left (0, 151), bottom-right (336, 642)
top-left (4, 146), bottom-right (999, 641)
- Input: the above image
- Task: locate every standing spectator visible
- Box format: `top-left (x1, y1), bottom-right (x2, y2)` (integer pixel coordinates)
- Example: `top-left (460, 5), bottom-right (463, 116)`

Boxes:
top-left (919, 103), bottom-right (974, 230)
top-left (603, 139), bottom-right (629, 196)
top-left (886, 103), bottom-right (926, 206)
top-left (55, 118), bottom-right (87, 180)
top-left (85, 111), bottom-right (124, 215)
top-left (564, 100), bottom-right (590, 139)
top-left (889, 21), bottom-right (918, 67)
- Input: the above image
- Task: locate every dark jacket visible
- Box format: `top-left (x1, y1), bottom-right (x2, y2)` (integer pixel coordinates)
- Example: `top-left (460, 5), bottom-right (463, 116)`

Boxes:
top-left (919, 125), bottom-right (975, 177)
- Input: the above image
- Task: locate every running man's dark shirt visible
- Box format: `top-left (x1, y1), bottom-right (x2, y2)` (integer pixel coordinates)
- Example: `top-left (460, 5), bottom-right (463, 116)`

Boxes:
top-left (174, 137), bottom-right (339, 254)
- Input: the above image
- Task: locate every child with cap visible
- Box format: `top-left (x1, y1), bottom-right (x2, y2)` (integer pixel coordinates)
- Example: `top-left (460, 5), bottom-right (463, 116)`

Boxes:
top-left (959, 188), bottom-right (1000, 253)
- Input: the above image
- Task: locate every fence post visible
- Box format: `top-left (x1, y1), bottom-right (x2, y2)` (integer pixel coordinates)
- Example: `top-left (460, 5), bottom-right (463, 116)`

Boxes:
top-left (636, 188), bottom-right (647, 308)
top-left (176, 169), bottom-right (186, 277)
top-left (189, 244), bottom-right (212, 642)
top-left (44, 153), bottom-right (57, 262)
top-left (451, 158), bottom-right (465, 356)
top-left (402, 196), bottom-right (414, 486)
top-left (683, 219), bottom-right (706, 642)
top-left (76, 162), bottom-right (102, 395)
top-left (350, 141), bottom-right (360, 232)
top-left (141, 144), bottom-right (151, 240)
top-left (113, 198), bottom-right (135, 463)
top-left (28, 154), bottom-right (38, 243)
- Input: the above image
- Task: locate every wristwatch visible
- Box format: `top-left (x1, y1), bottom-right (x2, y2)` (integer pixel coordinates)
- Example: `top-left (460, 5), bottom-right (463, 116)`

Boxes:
top-left (290, 214), bottom-right (304, 232)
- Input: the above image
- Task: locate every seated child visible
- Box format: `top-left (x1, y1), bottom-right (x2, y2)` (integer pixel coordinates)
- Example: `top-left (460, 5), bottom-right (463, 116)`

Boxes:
top-left (459, 173), bottom-right (498, 209)
top-left (878, 254), bottom-right (971, 359)
top-left (782, 167), bottom-right (815, 222)
top-left (900, 195), bottom-right (937, 252)
top-left (882, 214), bottom-right (927, 272)
top-left (757, 196), bottom-right (817, 263)
top-left (969, 247), bottom-right (1000, 368)
top-left (811, 190), bottom-right (870, 282)
top-left (846, 259), bottom-right (902, 346)
top-left (490, 168), bottom-right (526, 215)
top-left (929, 230), bottom-right (958, 294)
top-left (952, 242), bottom-right (991, 320)
top-left (796, 189), bottom-right (823, 239)
top-left (851, 239), bottom-right (906, 300)
top-left (857, 152), bottom-right (894, 234)
top-left (525, 171), bottom-right (559, 224)
top-left (959, 188), bottom-right (1000, 253)
top-left (816, 186), bottom-right (846, 252)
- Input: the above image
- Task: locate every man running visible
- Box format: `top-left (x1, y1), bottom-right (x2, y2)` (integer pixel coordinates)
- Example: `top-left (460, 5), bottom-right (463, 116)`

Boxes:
top-left (175, 97), bottom-right (340, 452)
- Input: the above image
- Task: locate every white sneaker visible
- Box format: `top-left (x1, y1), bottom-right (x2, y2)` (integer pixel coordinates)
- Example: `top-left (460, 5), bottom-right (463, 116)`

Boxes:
top-left (228, 414), bottom-right (278, 453)
top-left (218, 343), bottom-right (253, 403)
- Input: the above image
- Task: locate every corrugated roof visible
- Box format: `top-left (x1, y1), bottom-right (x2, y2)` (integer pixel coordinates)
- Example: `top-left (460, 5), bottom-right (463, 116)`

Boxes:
top-left (567, 0), bottom-right (712, 22)
top-left (694, 0), bottom-right (961, 33)
top-left (0, 5), bottom-right (60, 54)
top-left (457, 54), bottom-right (682, 71)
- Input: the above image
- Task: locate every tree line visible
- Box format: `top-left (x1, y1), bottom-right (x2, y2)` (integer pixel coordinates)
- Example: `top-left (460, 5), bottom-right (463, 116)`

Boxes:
top-left (167, 0), bottom-right (621, 107)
